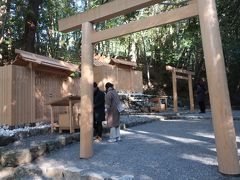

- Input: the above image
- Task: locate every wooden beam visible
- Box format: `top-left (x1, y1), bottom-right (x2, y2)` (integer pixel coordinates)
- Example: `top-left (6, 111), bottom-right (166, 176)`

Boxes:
top-left (59, 0), bottom-right (164, 33)
top-left (92, 2), bottom-right (198, 43)
top-left (166, 65), bottom-right (195, 75)
top-left (198, 0), bottom-right (240, 175)
top-left (176, 75), bottom-right (189, 80)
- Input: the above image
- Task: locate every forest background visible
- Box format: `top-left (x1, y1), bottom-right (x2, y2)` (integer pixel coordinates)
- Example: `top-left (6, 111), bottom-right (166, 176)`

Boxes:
top-left (0, 0), bottom-right (240, 107)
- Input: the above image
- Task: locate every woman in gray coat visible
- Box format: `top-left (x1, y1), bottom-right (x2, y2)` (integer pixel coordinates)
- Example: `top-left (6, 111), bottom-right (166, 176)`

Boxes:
top-left (105, 82), bottom-right (121, 142)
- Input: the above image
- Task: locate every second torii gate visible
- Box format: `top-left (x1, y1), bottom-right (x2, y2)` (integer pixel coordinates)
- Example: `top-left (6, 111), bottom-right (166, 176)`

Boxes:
top-left (58, 0), bottom-right (240, 175)
top-left (166, 65), bottom-right (195, 112)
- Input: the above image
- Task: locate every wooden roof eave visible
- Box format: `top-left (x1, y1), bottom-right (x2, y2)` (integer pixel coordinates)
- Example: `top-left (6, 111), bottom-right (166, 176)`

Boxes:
top-left (12, 49), bottom-right (80, 76)
top-left (110, 58), bottom-right (137, 68)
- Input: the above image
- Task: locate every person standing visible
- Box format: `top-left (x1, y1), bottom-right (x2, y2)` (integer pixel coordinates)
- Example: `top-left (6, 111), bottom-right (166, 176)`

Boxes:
top-left (196, 79), bottom-right (206, 113)
top-left (93, 82), bottom-right (105, 142)
top-left (105, 82), bottom-right (121, 143)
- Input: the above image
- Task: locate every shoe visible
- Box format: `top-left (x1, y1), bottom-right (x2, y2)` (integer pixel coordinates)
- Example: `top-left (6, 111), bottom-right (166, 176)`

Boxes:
top-left (108, 139), bottom-right (117, 143)
top-left (94, 138), bottom-right (102, 143)
top-left (116, 137), bottom-right (121, 141)
top-left (94, 136), bottom-right (102, 142)
top-left (97, 136), bottom-right (102, 141)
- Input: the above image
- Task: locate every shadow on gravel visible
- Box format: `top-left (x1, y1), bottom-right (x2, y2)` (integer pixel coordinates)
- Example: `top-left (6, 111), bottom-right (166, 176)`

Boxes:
top-left (32, 118), bottom-right (240, 179)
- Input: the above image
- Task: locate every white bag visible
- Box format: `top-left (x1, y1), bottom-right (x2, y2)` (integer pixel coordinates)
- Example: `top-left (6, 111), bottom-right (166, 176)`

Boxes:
top-left (117, 102), bottom-right (125, 112)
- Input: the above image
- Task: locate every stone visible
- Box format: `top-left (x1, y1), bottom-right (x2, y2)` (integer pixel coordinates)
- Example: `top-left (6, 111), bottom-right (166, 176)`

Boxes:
top-left (44, 167), bottom-right (64, 179)
top-left (71, 133), bottom-right (80, 141)
top-left (80, 170), bottom-right (111, 180)
top-left (62, 167), bottom-right (83, 179)
top-left (0, 136), bottom-right (16, 146)
top-left (1, 149), bottom-right (32, 167)
top-left (0, 167), bottom-right (15, 180)
top-left (14, 164), bottom-right (42, 178)
top-left (30, 143), bottom-right (47, 160)
top-left (57, 136), bottom-right (66, 146)
top-left (46, 140), bottom-right (59, 152)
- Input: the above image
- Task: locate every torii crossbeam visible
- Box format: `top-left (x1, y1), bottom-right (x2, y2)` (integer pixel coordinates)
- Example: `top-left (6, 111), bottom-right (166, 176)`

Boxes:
top-left (58, 0), bottom-right (240, 175)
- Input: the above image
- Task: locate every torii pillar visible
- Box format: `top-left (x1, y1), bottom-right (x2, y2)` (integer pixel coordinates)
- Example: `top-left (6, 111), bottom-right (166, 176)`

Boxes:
top-left (79, 22), bottom-right (94, 158)
top-left (198, 0), bottom-right (240, 174)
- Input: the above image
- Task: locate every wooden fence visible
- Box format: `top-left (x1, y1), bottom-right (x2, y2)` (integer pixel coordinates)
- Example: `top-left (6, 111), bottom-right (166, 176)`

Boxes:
top-left (0, 65), bottom-right (80, 126)
top-left (94, 64), bottom-right (143, 93)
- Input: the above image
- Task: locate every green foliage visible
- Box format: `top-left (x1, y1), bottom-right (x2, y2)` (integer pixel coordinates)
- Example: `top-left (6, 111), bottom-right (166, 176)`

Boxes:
top-left (0, 0), bottom-right (82, 64)
top-left (217, 0), bottom-right (240, 101)
top-left (0, 0), bottom-right (239, 103)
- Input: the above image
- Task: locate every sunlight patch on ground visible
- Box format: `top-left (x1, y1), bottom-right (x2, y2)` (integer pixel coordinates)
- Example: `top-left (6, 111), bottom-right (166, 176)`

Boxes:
top-left (181, 154), bottom-right (217, 165)
top-left (120, 130), bottom-right (134, 135)
top-left (208, 148), bottom-right (217, 153)
top-left (161, 135), bottom-right (208, 144)
top-left (125, 129), bottom-right (161, 137)
top-left (139, 174), bottom-right (153, 179)
top-left (124, 129), bottom-right (172, 145)
top-left (144, 136), bottom-right (172, 145)
top-left (236, 136), bottom-right (240, 143)
top-left (160, 119), bottom-right (187, 122)
top-left (38, 160), bottom-right (65, 170)
top-left (134, 130), bottom-right (152, 135)
top-left (193, 132), bottom-right (215, 139)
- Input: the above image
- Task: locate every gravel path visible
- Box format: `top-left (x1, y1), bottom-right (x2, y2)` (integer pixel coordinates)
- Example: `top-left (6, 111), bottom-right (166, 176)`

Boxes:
top-left (32, 113), bottom-right (240, 179)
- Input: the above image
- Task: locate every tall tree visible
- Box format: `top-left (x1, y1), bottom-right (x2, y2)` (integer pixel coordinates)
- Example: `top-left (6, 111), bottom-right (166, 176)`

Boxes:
top-left (22, 0), bottom-right (42, 53)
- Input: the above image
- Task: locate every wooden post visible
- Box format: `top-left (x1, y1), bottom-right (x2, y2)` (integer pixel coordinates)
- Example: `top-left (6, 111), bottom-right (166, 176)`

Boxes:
top-left (69, 100), bottom-right (74, 133)
top-left (50, 106), bottom-right (54, 133)
top-left (80, 22), bottom-right (94, 158)
top-left (29, 63), bottom-right (33, 123)
top-left (165, 97), bottom-right (168, 110)
top-left (197, 0), bottom-right (240, 175)
top-left (172, 69), bottom-right (178, 112)
top-left (188, 74), bottom-right (194, 111)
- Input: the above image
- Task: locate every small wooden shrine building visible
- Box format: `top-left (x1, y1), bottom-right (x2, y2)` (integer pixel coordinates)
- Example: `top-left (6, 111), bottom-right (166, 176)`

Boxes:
top-left (0, 49), bottom-right (81, 126)
top-left (93, 55), bottom-right (143, 92)
top-left (0, 50), bottom-right (143, 126)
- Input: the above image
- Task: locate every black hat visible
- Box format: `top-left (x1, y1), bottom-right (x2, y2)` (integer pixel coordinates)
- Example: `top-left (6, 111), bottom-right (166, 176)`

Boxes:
top-left (105, 82), bottom-right (113, 89)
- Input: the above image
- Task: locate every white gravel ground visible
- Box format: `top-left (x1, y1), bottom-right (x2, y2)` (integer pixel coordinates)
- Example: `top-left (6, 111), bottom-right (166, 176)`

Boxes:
top-left (31, 111), bottom-right (240, 179)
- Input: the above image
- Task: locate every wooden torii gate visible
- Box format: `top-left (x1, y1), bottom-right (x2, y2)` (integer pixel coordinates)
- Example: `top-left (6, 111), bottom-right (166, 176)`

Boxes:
top-left (58, 0), bottom-right (240, 175)
top-left (166, 65), bottom-right (195, 112)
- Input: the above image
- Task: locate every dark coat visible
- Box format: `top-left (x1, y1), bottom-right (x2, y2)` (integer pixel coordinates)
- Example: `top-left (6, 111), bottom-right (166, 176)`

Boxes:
top-left (94, 88), bottom-right (105, 122)
top-left (196, 84), bottom-right (206, 103)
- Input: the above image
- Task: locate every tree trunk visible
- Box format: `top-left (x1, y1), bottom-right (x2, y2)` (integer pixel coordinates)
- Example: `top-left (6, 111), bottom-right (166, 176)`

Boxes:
top-left (23, 0), bottom-right (42, 53)
top-left (141, 32), bottom-right (151, 88)
top-left (0, 0), bottom-right (11, 65)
